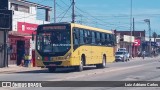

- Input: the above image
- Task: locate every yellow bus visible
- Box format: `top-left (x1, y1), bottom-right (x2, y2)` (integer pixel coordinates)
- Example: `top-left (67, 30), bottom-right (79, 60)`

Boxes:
top-left (35, 23), bottom-right (116, 72)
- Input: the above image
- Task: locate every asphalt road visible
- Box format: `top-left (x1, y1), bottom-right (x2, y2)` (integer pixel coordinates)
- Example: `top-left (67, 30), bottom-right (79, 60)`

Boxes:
top-left (0, 57), bottom-right (160, 90)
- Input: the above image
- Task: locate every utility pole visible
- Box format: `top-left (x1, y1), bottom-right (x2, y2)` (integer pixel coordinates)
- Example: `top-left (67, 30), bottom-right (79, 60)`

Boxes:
top-left (54, 0), bottom-right (56, 23)
top-left (133, 17), bottom-right (135, 58)
top-left (130, 0), bottom-right (133, 58)
top-left (148, 20), bottom-right (152, 57)
top-left (72, 0), bottom-right (75, 23)
top-left (144, 19), bottom-right (151, 57)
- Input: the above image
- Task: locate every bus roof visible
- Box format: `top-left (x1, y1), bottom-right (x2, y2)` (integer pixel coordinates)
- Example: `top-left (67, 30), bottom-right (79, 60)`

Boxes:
top-left (71, 23), bottom-right (113, 34)
top-left (38, 22), bottom-right (113, 34)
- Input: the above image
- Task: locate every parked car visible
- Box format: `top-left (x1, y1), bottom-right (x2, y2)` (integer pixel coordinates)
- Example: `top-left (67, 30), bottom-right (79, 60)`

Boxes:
top-left (118, 48), bottom-right (127, 52)
top-left (115, 51), bottom-right (128, 62)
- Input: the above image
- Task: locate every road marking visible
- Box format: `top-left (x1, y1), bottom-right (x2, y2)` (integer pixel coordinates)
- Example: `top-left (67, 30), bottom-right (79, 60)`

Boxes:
top-left (49, 62), bottom-right (157, 81)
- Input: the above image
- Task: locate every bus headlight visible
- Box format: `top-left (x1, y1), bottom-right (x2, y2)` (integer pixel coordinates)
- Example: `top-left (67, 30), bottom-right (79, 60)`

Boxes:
top-left (37, 56), bottom-right (40, 60)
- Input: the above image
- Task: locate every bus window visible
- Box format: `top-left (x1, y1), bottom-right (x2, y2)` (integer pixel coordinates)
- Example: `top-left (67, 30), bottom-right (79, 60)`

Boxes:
top-left (37, 33), bottom-right (43, 51)
top-left (92, 32), bottom-right (95, 44)
top-left (43, 33), bottom-right (52, 53)
top-left (96, 32), bottom-right (100, 45)
top-left (110, 34), bottom-right (116, 46)
top-left (108, 34), bottom-right (113, 46)
top-left (105, 34), bottom-right (109, 46)
top-left (87, 30), bottom-right (92, 44)
top-left (101, 33), bottom-right (105, 45)
top-left (73, 29), bottom-right (79, 45)
top-left (80, 29), bottom-right (84, 44)
top-left (84, 30), bottom-right (88, 44)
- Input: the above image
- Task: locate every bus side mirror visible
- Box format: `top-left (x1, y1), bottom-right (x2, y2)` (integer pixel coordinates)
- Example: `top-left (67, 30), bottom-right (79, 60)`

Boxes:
top-left (32, 33), bottom-right (34, 41)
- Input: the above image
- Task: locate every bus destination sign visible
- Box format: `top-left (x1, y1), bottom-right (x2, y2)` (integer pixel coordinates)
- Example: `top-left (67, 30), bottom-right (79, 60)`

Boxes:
top-left (43, 26), bottom-right (66, 30)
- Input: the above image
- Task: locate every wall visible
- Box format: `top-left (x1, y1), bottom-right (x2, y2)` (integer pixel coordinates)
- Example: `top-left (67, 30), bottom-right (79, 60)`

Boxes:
top-left (0, 31), bottom-right (4, 67)
top-left (9, 0), bottom-right (50, 32)
top-left (7, 0), bottom-right (50, 65)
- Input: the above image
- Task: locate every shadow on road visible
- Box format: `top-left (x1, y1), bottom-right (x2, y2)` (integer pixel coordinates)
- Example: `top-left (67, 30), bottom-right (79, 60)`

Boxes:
top-left (14, 66), bottom-right (109, 74)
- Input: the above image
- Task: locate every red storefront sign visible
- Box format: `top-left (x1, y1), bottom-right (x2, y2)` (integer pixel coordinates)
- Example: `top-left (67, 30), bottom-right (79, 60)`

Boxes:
top-left (134, 39), bottom-right (141, 46)
top-left (17, 22), bottom-right (38, 34)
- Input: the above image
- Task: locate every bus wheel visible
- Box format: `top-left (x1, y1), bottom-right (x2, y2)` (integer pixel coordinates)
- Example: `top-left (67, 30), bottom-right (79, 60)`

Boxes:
top-left (96, 56), bottom-right (106, 68)
top-left (75, 57), bottom-right (84, 72)
top-left (48, 67), bottom-right (56, 73)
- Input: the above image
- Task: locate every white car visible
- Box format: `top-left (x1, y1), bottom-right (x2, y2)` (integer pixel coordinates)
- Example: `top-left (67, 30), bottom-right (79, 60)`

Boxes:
top-left (118, 48), bottom-right (127, 52)
top-left (115, 51), bottom-right (128, 62)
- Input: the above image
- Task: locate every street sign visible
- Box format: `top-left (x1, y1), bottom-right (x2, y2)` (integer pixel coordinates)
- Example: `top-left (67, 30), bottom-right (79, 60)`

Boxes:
top-left (133, 39), bottom-right (140, 46)
top-left (0, 10), bottom-right (13, 30)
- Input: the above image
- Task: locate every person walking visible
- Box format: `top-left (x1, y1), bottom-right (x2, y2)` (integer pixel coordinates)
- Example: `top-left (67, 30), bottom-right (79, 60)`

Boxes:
top-left (142, 51), bottom-right (146, 59)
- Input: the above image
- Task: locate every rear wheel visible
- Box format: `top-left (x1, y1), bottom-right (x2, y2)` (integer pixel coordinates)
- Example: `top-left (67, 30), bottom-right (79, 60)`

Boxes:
top-left (48, 67), bottom-right (56, 73)
top-left (96, 56), bottom-right (106, 68)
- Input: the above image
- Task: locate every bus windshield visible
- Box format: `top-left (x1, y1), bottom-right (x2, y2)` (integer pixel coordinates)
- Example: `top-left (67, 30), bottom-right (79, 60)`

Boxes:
top-left (36, 30), bottom-right (71, 56)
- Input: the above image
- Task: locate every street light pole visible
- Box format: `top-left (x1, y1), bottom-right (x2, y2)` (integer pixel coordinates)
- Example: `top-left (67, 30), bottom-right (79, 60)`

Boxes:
top-left (130, 0), bottom-right (133, 58)
top-left (144, 19), bottom-right (151, 57)
top-left (54, 0), bottom-right (56, 23)
top-left (72, 0), bottom-right (75, 23)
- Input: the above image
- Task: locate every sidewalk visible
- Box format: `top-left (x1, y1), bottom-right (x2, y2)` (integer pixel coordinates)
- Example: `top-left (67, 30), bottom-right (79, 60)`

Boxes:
top-left (130, 55), bottom-right (160, 61)
top-left (0, 65), bottom-right (42, 73)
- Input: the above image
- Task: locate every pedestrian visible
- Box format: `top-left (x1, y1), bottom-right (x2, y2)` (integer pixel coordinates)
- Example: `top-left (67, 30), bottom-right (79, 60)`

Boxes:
top-left (142, 51), bottom-right (146, 59)
top-left (153, 50), bottom-right (156, 57)
top-left (17, 45), bottom-right (25, 66)
top-left (24, 53), bottom-right (30, 67)
top-left (137, 51), bottom-right (140, 57)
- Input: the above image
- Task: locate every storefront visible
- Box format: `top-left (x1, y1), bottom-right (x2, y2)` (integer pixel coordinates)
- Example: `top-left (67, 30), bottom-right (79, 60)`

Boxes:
top-left (133, 39), bottom-right (141, 57)
top-left (8, 22), bottom-right (38, 65)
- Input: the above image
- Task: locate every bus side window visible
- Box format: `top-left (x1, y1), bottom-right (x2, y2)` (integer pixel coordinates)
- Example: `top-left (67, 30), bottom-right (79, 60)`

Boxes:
top-left (87, 30), bottom-right (92, 44)
top-left (111, 34), bottom-right (116, 46)
top-left (99, 33), bottom-right (102, 45)
top-left (92, 32), bottom-right (95, 44)
top-left (74, 29), bottom-right (79, 45)
top-left (105, 34), bottom-right (109, 46)
top-left (113, 34), bottom-right (116, 46)
top-left (108, 34), bottom-right (112, 46)
top-left (80, 29), bottom-right (84, 44)
top-left (96, 32), bottom-right (100, 45)
top-left (83, 30), bottom-right (88, 44)
top-left (101, 33), bottom-right (105, 45)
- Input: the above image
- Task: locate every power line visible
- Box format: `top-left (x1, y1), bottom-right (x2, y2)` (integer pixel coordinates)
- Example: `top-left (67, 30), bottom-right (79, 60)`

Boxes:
top-left (59, 4), bottom-right (72, 22)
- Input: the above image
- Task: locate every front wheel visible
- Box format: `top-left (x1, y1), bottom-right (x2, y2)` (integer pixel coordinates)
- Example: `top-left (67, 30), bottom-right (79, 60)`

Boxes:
top-left (75, 57), bottom-right (84, 72)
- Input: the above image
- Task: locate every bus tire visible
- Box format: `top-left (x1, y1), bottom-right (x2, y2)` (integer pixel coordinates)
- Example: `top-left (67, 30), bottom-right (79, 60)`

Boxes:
top-left (75, 56), bottom-right (84, 72)
top-left (48, 67), bottom-right (56, 73)
top-left (96, 56), bottom-right (106, 68)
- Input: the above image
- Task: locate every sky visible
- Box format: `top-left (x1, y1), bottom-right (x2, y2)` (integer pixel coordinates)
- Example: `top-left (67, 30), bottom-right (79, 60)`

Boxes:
top-left (28, 0), bottom-right (160, 36)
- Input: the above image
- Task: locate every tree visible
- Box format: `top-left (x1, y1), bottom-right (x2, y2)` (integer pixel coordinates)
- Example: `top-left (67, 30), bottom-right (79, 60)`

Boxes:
top-left (152, 32), bottom-right (157, 38)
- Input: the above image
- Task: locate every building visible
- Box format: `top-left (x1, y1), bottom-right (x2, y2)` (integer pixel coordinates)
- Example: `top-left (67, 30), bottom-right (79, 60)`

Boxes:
top-left (0, 0), bottom-right (52, 66)
top-left (115, 30), bottom-right (145, 57)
